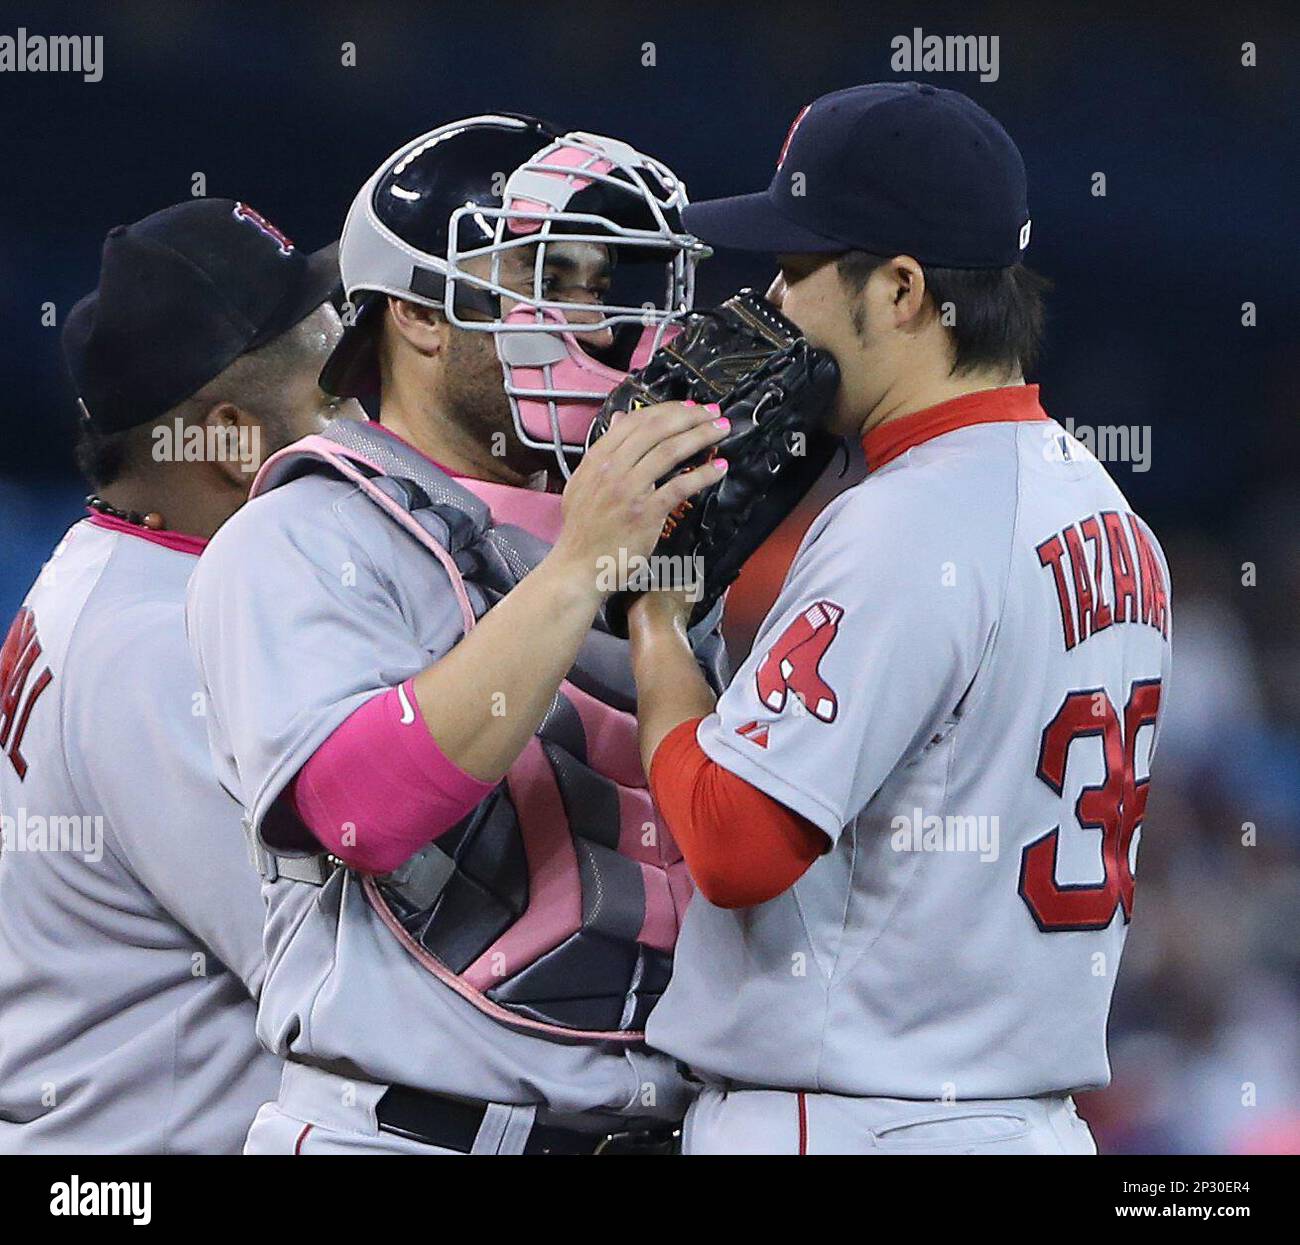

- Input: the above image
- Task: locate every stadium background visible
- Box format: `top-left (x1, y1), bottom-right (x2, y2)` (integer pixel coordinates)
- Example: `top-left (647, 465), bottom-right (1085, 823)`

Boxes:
top-left (0, 1), bottom-right (1295, 1153)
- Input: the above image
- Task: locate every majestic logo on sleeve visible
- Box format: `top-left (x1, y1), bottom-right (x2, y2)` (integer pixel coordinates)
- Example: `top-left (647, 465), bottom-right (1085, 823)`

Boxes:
top-left (753, 600), bottom-right (844, 723)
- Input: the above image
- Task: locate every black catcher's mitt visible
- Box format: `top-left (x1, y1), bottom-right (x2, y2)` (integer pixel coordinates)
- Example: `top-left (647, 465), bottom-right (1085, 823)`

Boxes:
top-left (588, 289), bottom-right (841, 636)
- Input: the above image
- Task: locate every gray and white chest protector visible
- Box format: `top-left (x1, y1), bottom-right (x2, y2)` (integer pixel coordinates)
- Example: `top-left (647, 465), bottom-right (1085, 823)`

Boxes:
top-left (249, 418), bottom-right (726, 1042)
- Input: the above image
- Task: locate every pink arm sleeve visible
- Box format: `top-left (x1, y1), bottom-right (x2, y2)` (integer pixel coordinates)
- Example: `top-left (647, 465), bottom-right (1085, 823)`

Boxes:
top-left (287, 679), bottom-right (495, 874)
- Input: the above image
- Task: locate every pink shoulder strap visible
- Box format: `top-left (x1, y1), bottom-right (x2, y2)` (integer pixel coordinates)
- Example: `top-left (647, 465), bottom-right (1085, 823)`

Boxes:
top-left (253, 434), bottom-right (477, 634)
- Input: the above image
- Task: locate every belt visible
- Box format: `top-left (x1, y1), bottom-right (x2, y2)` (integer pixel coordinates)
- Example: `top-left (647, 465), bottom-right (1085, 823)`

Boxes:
top-left (375, 1084), bottom-right (676, 1155)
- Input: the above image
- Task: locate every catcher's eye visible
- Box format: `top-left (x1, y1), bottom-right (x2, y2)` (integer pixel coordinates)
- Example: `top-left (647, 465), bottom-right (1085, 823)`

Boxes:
top-left (540, 245), bottom-right (615, 303)
top-left (541, 275), bottom-right (610, 303)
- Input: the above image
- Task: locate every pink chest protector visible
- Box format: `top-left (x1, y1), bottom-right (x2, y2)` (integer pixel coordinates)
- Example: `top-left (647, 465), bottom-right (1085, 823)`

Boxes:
top-left (252, 420), bottom-right (724, 1042)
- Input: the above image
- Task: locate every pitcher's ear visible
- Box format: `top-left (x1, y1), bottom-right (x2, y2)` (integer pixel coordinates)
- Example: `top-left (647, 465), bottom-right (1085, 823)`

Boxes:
top-left (883, 255), bottom-right (926, 325)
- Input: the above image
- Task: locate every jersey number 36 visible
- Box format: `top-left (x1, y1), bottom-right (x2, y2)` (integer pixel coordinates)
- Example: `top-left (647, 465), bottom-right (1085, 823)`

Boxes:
top-left (1018, 680), bottom-right (1162, 932)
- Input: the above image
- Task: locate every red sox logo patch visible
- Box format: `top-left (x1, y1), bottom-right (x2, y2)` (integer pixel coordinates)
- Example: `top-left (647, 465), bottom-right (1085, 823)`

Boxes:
top-left (233, 202), bottom-right (294, 255)
top-left (752, 599), bottom-right (844, 724)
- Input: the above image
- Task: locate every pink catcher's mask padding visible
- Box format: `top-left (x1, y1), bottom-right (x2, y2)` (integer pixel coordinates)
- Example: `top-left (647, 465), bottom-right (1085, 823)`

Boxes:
top-left (498, 305), bottom-right (681, 451)
top-left (445, 131), bottom-right (702, 463)
top-left (504, 145), bottom-right (616, 235)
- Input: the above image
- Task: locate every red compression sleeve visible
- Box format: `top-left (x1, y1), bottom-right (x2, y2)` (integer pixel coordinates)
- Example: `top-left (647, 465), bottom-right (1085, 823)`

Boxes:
top-left (649, 718), bottom-right (827, 909)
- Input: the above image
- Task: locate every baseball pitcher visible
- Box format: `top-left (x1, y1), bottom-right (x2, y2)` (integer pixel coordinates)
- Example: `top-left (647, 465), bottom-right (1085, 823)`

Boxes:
top-left (623, 83), bottom-right (1173, 1154)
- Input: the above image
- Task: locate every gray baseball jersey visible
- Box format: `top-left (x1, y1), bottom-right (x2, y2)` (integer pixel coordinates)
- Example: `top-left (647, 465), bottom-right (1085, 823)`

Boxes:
top-left (647, 393), bottom-right (1172, 1100)
top-left (185, 468), bottom-right (691, 1122)
top-left (0, 518), bottom-right (280, 1153)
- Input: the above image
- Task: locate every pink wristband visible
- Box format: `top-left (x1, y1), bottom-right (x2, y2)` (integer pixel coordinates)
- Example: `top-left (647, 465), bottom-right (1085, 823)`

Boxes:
top-left (288, 679), bottom-right (495, 874)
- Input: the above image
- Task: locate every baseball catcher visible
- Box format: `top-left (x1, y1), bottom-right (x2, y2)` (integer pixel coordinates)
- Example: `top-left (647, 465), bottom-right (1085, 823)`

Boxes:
top-left (187, 116), bottom-right (732, 1155)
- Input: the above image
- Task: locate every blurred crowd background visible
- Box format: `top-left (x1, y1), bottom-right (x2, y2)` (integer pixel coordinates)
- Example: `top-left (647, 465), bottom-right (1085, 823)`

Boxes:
top-left (0, 1), bottom-right (1295, 1153)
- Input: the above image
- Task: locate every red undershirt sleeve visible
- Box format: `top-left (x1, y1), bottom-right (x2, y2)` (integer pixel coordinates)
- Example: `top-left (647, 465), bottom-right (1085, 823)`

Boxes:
top-left (649, 717), bottom-right (828, 909)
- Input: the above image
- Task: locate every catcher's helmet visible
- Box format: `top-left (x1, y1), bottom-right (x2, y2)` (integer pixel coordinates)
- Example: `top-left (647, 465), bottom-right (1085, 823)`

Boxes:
top-left (445, 130), bottom-right (708, 471)
top-left (321, 114), bottom-right (708, 472)
top-left (320, 113), bottom-right (559, 400)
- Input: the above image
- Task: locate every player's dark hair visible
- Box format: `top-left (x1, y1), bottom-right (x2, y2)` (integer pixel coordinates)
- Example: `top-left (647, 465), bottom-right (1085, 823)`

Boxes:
top-left (836, 251), bottom-right (1050, 377)
top-left (73, 419), bottom-right (149, 489)
top-left (73, 312), bottom-right (323, 489)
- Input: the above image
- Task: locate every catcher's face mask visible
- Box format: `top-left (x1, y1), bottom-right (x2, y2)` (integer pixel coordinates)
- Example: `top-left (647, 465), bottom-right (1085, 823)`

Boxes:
top-left (444, 132), bottom-right (710, 472)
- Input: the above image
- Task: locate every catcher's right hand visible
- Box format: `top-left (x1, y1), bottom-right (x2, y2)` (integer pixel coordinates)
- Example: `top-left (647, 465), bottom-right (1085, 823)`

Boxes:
top-left (587, 289), bottom-right (842, 636)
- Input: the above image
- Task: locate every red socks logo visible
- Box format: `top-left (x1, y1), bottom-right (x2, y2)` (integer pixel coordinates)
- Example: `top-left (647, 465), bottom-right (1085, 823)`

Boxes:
top-left (754, 600), bottom-right (843, 723)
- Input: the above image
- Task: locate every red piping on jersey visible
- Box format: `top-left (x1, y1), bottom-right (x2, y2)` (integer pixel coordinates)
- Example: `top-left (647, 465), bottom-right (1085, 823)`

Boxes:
top-left (797, 1092), bottom-right (809, 1155)
top-left (861, 383), bottom-right (1049, 473)
top-left (293, 1123), bottom-right (313, 1155)
top-left (84, 510), bottom-right (208, 556)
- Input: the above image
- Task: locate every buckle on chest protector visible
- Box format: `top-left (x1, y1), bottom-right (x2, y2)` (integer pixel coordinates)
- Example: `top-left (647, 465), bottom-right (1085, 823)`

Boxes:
top-left (242, 817), bottom-right (336, 886)
top-left (383, 845), bottom-right (456, 908)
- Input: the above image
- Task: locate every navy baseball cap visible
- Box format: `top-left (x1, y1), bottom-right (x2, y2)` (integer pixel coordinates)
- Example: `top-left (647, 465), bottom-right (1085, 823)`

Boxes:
top-left (683, 82), bottom-right (1031, 269)
top-left (63, 199), bottom-right (340, 433)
